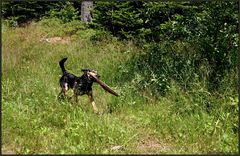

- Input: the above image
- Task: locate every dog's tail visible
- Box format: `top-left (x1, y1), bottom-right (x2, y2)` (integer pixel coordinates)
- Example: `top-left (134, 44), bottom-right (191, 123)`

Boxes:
top-left (59, 57), bottom-right (68, 73)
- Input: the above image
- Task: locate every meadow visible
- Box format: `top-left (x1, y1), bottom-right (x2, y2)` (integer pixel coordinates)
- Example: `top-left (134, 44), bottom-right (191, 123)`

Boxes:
top-left (2, 18), bottom-right (238, 154)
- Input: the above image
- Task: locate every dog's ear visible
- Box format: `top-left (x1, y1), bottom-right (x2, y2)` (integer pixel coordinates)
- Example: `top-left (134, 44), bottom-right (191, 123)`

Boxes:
top-left (81, 69), bottom-right (89, 73)
top-left (82, 69), bottom-right (90, 77)
top-left (83, 70), bottom-right (94, 80)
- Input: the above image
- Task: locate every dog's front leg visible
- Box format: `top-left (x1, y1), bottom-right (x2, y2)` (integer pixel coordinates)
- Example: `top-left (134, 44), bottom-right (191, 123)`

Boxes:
top-left (73, 82), bottom-right (79, 103)
top-left (58, 89), bottom-right (64, 99)
top-left (88, 91), bottom-right (98, 113)
top-left (73, 90), bottom-right (78, 103)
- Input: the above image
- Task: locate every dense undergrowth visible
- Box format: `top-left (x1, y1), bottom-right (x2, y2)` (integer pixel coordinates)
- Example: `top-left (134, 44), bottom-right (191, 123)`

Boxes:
top-left (2, 17), bottom-right (238, 154)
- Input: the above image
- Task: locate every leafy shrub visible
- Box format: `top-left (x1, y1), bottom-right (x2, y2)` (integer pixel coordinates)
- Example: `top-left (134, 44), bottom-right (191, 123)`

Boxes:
top-left (118, 41), bottom-right (201, 96)
top-left (46, 2), bottom-right (79, 23)
top-left (92, 1), bottom-right (198, 41)
top-left (4, 16), bottom-right (19, 27)
top-left (92, 1), bottom-right (144, 40)
top-left (2, 1), bottom-right (65, 26)
top-left (93, 1), bottom-right (238, 91)
top-left (90, 30), bottom-right (114, 43)
top-left (37, 18), bottom-right (86, 37)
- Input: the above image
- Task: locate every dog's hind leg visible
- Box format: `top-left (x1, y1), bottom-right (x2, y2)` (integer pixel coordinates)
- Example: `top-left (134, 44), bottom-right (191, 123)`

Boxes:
top-left (88, 91), bottom-right (98, 113)
top-left (73, 82), bottom-right (79, 103)
top-left (58, 83), bottom-right (68, 100)
top-left (63, 83), bottom-right (68, 96)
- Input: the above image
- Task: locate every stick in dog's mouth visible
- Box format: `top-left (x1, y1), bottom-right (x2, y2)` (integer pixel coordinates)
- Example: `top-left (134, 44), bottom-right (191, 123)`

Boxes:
top-left (88, 72), bottom-right (119, 96)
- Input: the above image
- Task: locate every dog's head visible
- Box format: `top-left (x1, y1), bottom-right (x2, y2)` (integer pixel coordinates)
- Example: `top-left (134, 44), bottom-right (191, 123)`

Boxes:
top-left (82, 69), bottom-right (100, 81)
top-left (82, 69), bottom-right (119, 97)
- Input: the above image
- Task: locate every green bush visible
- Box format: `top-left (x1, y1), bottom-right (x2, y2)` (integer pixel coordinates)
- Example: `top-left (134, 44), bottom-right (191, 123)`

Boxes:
top-left (90, 30), bottom-right (114, 43)
top-left (93, 1), bottom-right (238, 91)
top-left (2, 1), bottom-right (65, 26)
top-left (117, 41), bottom-right (200, 96)
top-left (46, 2), bottom-right (79, 23)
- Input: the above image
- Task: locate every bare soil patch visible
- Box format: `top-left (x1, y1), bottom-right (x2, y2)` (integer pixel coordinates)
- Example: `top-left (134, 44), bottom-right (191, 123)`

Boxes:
top-left (40, 36), bottom-right (70, 44)
top-left (137, 133), bottom-right (171, 154)
top-left (2, 147), bottom-right (16, 154)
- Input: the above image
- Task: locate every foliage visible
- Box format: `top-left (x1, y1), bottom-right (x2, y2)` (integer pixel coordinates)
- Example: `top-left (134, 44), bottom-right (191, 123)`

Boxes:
top-left (45, 2), bottom-right (80, 23)
top-left (192, 2), bottom-right (238, 89)
top-left (92, 1), bottom-right (198, 41)
top-left (116, 41), bottom-right (199, 97)
top-left (91, 1), bottom-right (144, 39)
top-left (2, 1), bottom-right (78, 26)
top-left (164, 1), bottom-right (238, 89)
top-left (93, 1), bottom-right (238, 91)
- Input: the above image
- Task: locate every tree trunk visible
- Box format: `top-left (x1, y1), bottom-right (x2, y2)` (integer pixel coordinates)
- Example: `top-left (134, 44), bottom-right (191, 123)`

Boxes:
top-left (81, 0), bottom-right (93, 23)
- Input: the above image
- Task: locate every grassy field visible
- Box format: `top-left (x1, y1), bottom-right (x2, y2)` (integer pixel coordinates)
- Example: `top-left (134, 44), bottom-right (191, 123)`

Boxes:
top-left (2, 18), bottom-right (238, 154)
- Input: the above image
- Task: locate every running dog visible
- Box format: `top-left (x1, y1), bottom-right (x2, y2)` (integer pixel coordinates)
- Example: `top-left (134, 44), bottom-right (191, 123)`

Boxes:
top-left (58, 57), bottom-right (118, 113)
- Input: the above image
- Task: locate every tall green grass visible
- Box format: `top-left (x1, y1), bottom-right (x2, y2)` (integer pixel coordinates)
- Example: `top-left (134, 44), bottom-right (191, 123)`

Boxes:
top-left (2, 18), bottom-right (238, 154)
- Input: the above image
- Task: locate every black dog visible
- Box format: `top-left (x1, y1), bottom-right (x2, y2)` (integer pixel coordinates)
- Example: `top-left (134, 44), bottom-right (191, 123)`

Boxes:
top-left (58, 57), bottom-right (100, 113)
